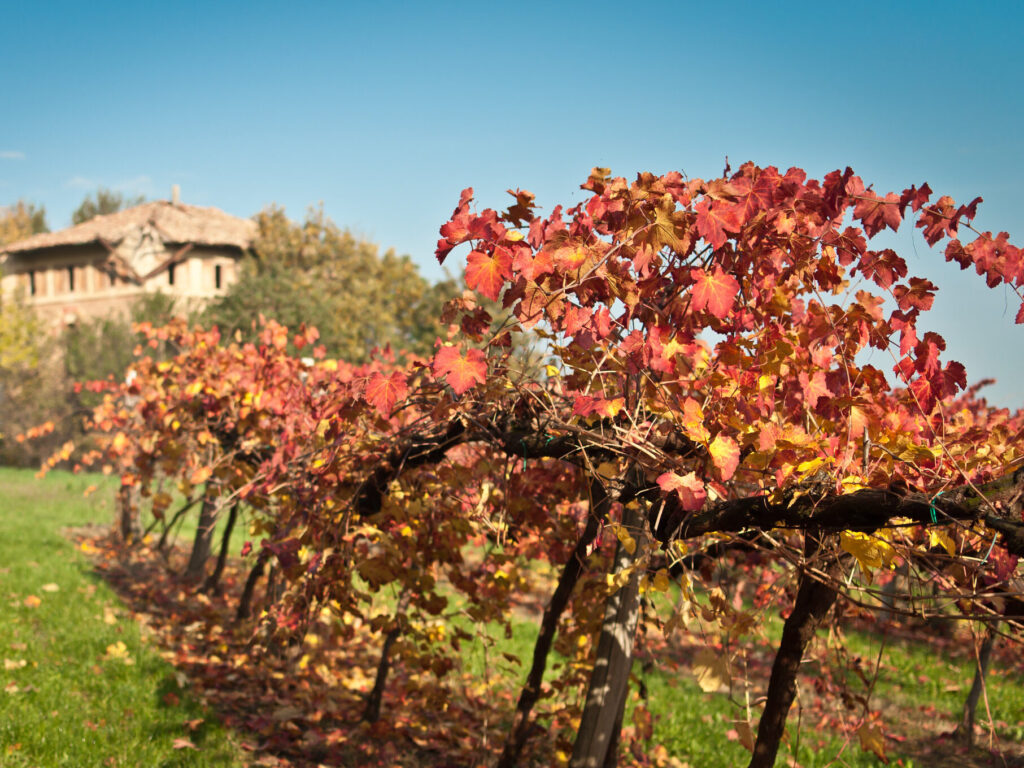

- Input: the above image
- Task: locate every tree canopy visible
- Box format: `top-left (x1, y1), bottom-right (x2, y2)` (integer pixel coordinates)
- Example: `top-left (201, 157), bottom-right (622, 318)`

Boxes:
top-left (70, 187), bottom-right (145, 225)
top-left (203, 205), bottom-right (457, 362)
top-left (27, 163), bottom-right (1024, 766)
top-left (0, 200), bottom-right (47, 245)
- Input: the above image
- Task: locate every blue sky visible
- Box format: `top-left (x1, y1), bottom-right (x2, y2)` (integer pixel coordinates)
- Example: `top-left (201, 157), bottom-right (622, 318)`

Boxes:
top-left (2, 1), bottom-right (1022, 405)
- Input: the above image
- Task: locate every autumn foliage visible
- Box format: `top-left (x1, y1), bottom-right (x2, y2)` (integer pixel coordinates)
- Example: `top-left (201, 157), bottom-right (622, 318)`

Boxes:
top-left (35, 162), bottom-right (1024, 767)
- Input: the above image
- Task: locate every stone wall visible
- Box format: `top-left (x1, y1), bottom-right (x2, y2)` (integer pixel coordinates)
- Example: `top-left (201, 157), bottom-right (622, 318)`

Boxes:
top-left (1, 243), bottom-right (240, 324)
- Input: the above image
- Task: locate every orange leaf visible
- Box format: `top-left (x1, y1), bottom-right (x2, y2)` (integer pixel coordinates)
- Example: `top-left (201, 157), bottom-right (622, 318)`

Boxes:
top-left (190, 465), bottom-right (213, 485)
top-left (680, 398), bottom-right (710, 442)
top-left (432, 344), bottom-right (487, 395)
top-left (709, 434), bottom-right (740, 481)
top-left (364, 371), bottom-right (408, 415)
top-left (695, 198), bottom-right (744, 250)
top-left (465, 248), bottom-right (512, 302)
top-left (690, 267), bottom-right (739, 319)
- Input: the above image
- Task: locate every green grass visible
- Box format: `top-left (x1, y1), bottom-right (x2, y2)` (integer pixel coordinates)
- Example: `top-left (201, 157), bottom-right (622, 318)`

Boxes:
top-left (633, 601), bottom-right (1024, 767)
top-left (0, 467), bottom-right (245, 767)
top-left (2, 467), bottom-right (1021, 768)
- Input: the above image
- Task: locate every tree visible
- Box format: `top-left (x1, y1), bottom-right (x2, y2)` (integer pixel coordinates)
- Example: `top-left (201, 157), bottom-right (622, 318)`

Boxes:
top-left (0, 282), bottom-right (41, 372)
top-left (34, 163), bottom-right (1024, 767)
top-left (62, 291), bottom-right (181, 402)
top-left (0, 200), bottom-right (48, 245)
top-left (70, 187), bottom-right (145, 225)
top-left (203, 205), bottom-right (456, 362)
top-left (0, 284), bottom-right (65, 466)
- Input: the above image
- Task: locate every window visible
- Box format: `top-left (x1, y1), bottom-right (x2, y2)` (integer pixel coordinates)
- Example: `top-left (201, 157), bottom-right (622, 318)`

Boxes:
top-left (28, 270), bottom-right (36, 296)
top-left (67, 266), bottom-right (75, 292)
top-left (214, 264), bottom-right (222, 290)
top-left (168, 263), bottom-right (176, 286)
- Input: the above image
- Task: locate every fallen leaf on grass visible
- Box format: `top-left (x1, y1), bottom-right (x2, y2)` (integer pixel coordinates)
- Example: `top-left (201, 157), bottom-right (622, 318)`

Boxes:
top-left (22, 595), bottom-right (41, 608)
top-left (4, 659), bottom-right (27, 670)
top-left (103, 641), bottom-right (134, 665)
top-left (41, 583), bottom-right (60, 592)
top-left (172, 738), bottom-right (197, 750)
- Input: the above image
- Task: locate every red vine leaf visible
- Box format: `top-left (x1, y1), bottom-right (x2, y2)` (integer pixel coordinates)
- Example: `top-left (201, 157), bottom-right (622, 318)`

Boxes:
top-left (690, 267), bottom-right (740, 319)
top-left (465, 248), bottom-right (512, 302)
top-left (432, 344), bottom-right (487, 395)
top-left (657, 471), bottom-right (707, 511)
top-left (364, 371), bottom-right (408, 415)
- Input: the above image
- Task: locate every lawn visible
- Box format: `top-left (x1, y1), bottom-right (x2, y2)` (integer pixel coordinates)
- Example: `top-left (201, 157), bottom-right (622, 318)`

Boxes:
top-left (1, 466), bottom-right (1022, 767)
top-left (0, 467), bottom-right (245, 767)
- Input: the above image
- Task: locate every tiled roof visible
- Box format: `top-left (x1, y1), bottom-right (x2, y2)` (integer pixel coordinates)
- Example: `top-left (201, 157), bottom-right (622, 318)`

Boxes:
top-left (1, 200), bottom-right (256, 255)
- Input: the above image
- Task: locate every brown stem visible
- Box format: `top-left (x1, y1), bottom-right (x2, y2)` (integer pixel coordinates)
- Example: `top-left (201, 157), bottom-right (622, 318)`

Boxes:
top-left (363, 589), bottom-right (412, 723)
top-left (184, 483), bottom-right (218, 582)
top-left (957, 623), bottom-right (998, 747)
top-left (203, 502), bottom-right (239, 593)
top-left (570, 498), bottom-right (646, 768)
top-left (155, 495), bottom-right (200, 552)
top-left (236, 549), bottom-right (270, 621)
top-left (601, 704), bottom-right (625, 768)
top-left (117, 483), bottom-right (138, 542)
top-left (749, 535), bottom-right (838, 768)
top-left (496, 478), bottom-right (609, 768)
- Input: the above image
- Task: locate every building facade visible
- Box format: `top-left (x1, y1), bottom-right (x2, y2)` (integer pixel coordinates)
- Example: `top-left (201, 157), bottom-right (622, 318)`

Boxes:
top-left (0, 194), bottom-right (256, 325)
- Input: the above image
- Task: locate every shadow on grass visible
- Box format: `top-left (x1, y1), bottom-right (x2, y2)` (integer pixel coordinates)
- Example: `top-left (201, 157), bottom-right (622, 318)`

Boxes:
top-left (72, 528), bottom-right (543, 768)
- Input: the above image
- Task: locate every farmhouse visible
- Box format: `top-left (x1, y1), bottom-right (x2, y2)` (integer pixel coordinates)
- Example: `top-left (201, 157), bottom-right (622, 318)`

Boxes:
top-left (0, 190), bottom-right (255, 325)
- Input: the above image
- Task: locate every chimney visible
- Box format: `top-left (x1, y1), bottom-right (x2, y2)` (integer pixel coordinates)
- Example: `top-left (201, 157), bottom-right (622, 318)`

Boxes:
top-left (171, 184), bottom-right (181, 205)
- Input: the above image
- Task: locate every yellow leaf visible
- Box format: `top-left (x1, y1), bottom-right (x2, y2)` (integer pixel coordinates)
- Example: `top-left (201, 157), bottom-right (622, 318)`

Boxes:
top-left (40, 583), bottom-right (59, 593)
top-left (796, 457), bottom-right (824, 474)
top-left (692, 648), bottom-right (730, 692)
top-left (22, 595), bottom-right (41, 608)
top-left (840, 531), bottom-right (895, 581)
top-left (857, 723), bottom-right (886, 761)
top-left (652, 569), bottom-right (671, 592)
top-left (111, 432), bottom-right (129, 454)
top-left (103, 641), bottom-right (134, 664)
top-left (929, 528), bottom-right (956, 557)
top-left (609, 523), bottom-right (637, 554)
top-left (545, 364), bottom-right (560, 378)
top-left (840, 475), bottom-right (867, 493)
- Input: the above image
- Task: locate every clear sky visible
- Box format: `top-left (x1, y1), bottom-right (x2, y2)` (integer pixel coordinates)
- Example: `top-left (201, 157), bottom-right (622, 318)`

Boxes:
top-left (2, 1), bottom-right (1022, 405)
